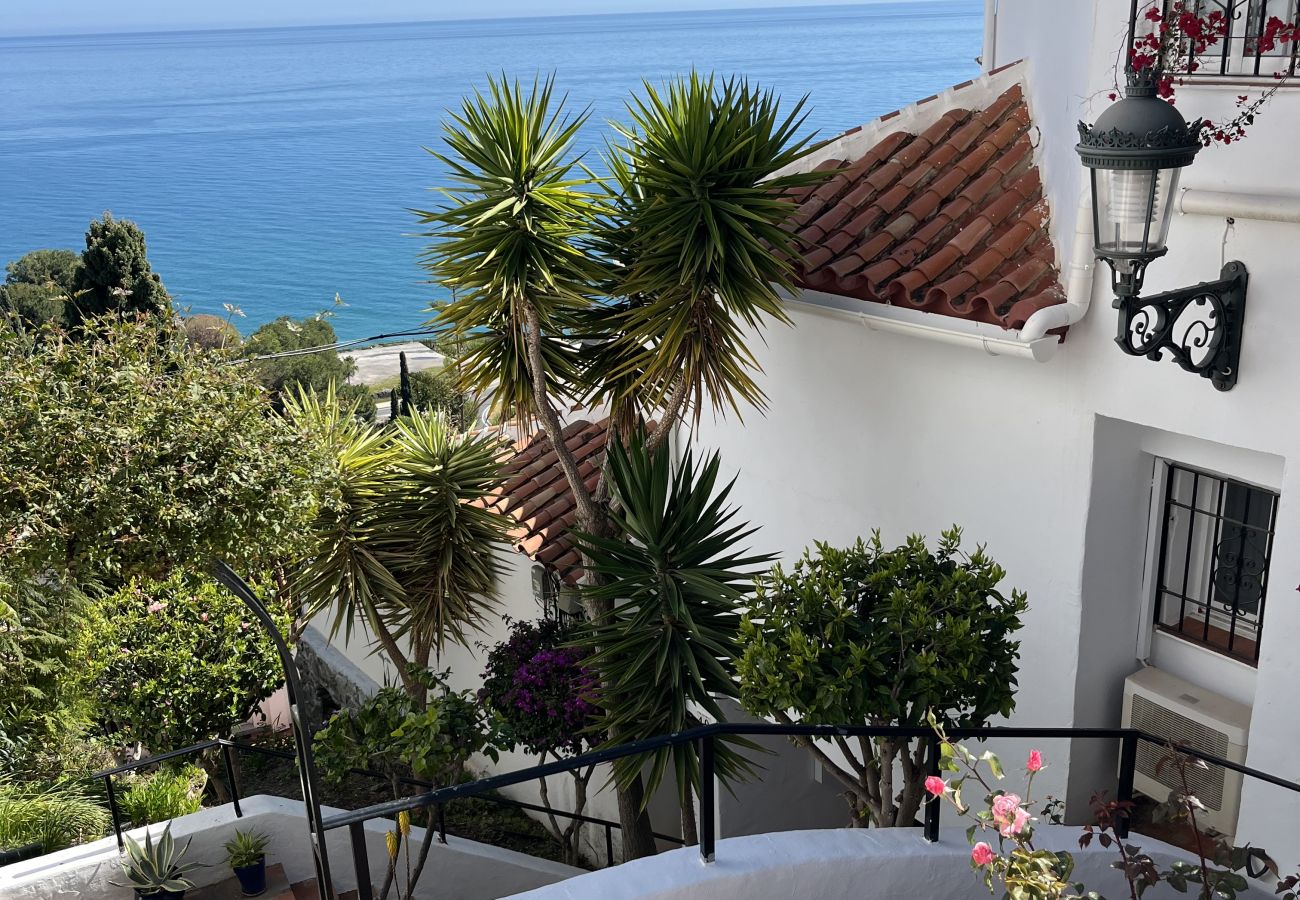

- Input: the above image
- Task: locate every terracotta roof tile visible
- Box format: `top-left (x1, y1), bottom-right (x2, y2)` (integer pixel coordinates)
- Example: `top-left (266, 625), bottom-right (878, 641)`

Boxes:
top-left (478, 419), bottom-right (613, 585)
top-left (789, 78), bottom-right (1067, 330)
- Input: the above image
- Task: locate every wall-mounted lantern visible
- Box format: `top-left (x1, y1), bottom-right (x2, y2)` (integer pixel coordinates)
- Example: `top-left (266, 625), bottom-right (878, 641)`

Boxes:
top-left (1076, 8), bottom-right (1249, 391)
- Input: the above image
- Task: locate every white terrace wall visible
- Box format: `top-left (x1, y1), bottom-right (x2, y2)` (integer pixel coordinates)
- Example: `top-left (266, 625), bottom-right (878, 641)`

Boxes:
top-left (507, 826), bottom-right (1276, 900)
top-left (692, 0), bottom-right (1300, 865)
top-left (0, 795), bottom-right (580, 900)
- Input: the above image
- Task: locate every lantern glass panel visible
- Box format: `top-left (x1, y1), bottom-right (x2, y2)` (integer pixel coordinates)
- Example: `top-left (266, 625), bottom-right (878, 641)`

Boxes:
top-left (1093, 166), bottom-right (1182, 271)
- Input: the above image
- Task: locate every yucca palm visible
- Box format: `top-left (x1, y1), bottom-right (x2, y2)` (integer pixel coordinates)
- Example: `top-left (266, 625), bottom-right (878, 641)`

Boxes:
top-left (419, 72), bottom-right (826, 855)
top-left (575, 433), bottom-right (774, 845)
top-left (286, 388), bottom-right (513, 706)
top-left (592, 71), bottom-right (820, 423)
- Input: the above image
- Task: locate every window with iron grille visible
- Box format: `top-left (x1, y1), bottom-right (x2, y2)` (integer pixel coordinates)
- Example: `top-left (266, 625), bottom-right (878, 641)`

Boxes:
top-left (1153, 463), bottom-right (1278, 664)
top-left (1163, 0), bottom-right (1300, 78)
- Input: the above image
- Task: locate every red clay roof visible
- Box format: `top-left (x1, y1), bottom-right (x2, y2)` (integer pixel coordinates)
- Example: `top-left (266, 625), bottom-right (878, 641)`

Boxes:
top-left (788, 71), bottom-right (1066, 330)
top-left (482, 419), bottom-right (610, 584)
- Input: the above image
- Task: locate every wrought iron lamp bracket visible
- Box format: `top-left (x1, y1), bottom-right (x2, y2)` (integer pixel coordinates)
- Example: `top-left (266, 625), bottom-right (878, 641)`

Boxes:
top-left (1111, 260), bottom-right (1249, 391)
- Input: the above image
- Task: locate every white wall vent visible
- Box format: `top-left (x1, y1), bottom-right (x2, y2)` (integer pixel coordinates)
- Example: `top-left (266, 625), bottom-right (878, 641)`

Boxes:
top-left (1121, 667), bottom-right (1250, 838)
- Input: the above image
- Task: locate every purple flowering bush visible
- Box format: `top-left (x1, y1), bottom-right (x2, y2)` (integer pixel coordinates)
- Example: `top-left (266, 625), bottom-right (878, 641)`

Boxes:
top-left (480, 618), bottom-right (601, 864)
top-left (480, 618), bottom-right (600, 758)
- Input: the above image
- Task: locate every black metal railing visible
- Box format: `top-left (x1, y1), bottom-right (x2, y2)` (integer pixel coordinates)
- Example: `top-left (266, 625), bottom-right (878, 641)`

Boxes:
top-left (319, 722), bottom-right (1300, 900)
top-left (1164, 0), bottom-right (1300, 79)
top-left (86, 737), bottom-right (659, 862)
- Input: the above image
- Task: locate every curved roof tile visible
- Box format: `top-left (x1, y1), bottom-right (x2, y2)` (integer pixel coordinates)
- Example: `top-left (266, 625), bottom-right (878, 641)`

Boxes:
top-left (789, 66), bottom-right (1067, 332)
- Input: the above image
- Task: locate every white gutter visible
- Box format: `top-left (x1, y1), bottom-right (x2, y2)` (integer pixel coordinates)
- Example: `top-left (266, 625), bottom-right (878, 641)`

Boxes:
top-left (1178, 189), bottom-right (1300, 224)
top-left (982, 0), bottom-right (999, 72)
top-left (788, 289), bottom-right (1062, 362)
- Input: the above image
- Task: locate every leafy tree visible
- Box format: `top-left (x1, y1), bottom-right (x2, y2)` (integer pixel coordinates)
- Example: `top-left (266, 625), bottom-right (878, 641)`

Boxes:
top-left (575, 435), bottom-right (771, 845)
top-left (0, 249), bottom-right (79, 330)
top-left (69, 213), bottom-right (171, 324)
top-left (418, 72), bottom-right (821, 856)
top-left (241, 315), bottom-right (371, 417)
top-left (480, 618), bottom-right (600, 864)
top-left (315, 670), bottom-right (499, 898)
top-left (183, 314), bottom-right (242, 350)
top-left (0, 318), bottom-right (331, 591)
top-left (77, 573), bottom-right (287, 752)
top-left (736, 528), bottom-right (1028, 829)
top-left (287, 391), bottom-right (513, 707)
top-left (0, 581), bottom-right (91, 772)
top-left (406, 370), bottom-right (472, 428)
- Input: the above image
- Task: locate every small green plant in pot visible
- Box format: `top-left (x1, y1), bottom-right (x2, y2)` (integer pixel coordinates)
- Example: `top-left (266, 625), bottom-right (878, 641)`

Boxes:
top-left (114, 823), bottom-right (202, 899)
top-left (224, 828), bottom-right (270, 896)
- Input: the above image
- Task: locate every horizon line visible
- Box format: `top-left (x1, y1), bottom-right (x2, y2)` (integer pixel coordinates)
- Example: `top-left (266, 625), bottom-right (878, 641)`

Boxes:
top-left (0, 0), bottom-right (958, 41)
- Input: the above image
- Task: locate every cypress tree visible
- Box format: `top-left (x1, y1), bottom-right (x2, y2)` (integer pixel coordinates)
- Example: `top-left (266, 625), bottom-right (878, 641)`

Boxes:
top-left (398, 351), bottom-right (413, 417)
top-left (389, 388), bottom-right (399, 422)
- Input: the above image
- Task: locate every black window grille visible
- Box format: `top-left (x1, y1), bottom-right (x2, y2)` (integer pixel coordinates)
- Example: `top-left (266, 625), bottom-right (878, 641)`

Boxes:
top-left (1161, 0), bottom-right (1300, 78)
top-left (1153, 463), bottom-right (1278, 664)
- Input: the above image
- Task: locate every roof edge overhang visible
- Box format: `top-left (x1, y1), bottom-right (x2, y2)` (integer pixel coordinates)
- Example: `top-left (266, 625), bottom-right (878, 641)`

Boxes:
top-left (787, 287), bottom-right (1065, 363)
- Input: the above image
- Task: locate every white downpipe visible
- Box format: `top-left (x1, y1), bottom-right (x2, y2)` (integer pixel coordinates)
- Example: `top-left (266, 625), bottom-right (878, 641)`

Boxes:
top-left (1018, 196), bottom-right (1096, 343)
top-left (1178, 189), bottom-right (1300, 224)
top-left (982, 0), bottom-right (998, 72)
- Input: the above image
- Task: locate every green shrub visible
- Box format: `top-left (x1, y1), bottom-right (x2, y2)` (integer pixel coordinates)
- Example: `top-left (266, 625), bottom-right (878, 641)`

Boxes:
top-left (118, 765), bottom-right (206, 827)
top-left (77, 574), bottom-right (287, 752)
top-left (406, 369), bottom-right (472, 428)
top-left (0, 780), bottom-right (109, 853)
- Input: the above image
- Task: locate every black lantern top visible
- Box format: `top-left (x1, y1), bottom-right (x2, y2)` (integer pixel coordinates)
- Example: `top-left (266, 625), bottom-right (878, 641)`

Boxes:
top-left (1076, 69), bottom-right (1206, 294)
top-left (1076, 70), bottom-right (1204, 171)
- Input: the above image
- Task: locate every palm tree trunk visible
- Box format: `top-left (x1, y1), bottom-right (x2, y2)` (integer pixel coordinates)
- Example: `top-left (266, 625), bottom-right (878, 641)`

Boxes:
top-left (679, 789), bottom-right (699, 847)
top-left (519, 300), bottom-right (659, 860)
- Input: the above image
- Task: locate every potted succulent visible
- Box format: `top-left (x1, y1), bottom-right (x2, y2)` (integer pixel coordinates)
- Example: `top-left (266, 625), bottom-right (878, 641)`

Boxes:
top-left (223, 828), bottom-right (270, 896)
top-left (115, 823), bottom-right (202, 899)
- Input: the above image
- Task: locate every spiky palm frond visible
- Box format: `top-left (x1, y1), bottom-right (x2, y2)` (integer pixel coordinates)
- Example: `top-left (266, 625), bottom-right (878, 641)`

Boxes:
top-left (284, 386), bottom-right (403, 645)
top-left (573, 432), bottom-right (775, 804)
top-left (595, 72), bottom-right (825, 420)
top-left (416, 74), bottom-right (605, 427)
top-left (288, 390), bottom-right (513, 664)
top-left (371, 413), bottom-right (514, 657)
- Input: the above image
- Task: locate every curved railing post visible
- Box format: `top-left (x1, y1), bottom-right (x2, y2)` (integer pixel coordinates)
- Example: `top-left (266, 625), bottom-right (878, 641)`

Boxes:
top-left (213, 560), bottom-right (335, 900)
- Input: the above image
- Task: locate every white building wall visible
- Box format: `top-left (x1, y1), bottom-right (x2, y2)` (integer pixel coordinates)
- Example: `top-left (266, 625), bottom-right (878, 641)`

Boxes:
top-left (687, 0), bottom-right (1300, 862)
top-left (322, 0), bottom-right (1300, 864)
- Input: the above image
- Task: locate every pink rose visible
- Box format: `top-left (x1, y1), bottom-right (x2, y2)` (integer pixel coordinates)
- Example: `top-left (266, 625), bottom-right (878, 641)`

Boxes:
top-left (991, 793), bottom-right (1031, 837)
top-left (199, 612), bottom-right (210, 622)
top-left (1000, 806), bottom-right (1031, 837)
top-left (971, 842), bottom-right (996, 866)
top-left (924, 776), bottom-right (946, 796)
top-left (1026, 749), bottom-right (1043, 772)
top-left (147, 601), bottom-right (166, 614)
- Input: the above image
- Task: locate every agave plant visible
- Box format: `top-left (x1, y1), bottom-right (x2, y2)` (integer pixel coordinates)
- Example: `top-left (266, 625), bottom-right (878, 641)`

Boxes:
top-left (115, 823), bottom-right (202, 896)
top-left (223, 827), bottom-right (269, 869)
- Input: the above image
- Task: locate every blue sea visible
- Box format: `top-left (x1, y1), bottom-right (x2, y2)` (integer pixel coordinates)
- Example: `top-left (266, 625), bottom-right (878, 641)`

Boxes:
top-left (0, 3), bottom-right (981, 340)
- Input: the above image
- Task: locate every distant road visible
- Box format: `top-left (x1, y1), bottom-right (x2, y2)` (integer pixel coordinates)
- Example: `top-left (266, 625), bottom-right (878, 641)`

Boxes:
top-left (345, 341), bottom-right (443, 387)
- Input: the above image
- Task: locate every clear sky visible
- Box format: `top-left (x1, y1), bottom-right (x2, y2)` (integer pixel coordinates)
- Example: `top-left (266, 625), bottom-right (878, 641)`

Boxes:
top-left (0, 0), bottom-right (887, 37)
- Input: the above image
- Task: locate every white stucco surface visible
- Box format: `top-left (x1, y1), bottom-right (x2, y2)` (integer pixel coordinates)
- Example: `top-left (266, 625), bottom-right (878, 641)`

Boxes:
top-left (506, 826), bottom-right (1274, 900)
top-left (322, 0), bottom-right (1300, 871)
top-left (0, 795), bottom-right (581, 900)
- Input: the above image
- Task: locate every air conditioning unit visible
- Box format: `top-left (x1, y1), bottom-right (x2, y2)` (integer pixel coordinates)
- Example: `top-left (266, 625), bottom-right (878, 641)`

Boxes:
top-left (1121, 667), bottom-right (1250, 839)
